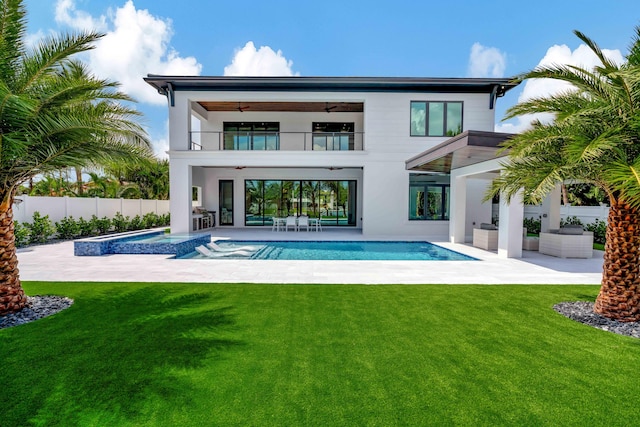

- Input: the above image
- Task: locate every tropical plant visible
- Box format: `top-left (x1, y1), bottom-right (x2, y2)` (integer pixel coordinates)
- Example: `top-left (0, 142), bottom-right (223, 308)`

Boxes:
top-left (26, 212), bottom-right (55, 244)
top-left (490, 27), bottom-right (640, 321)
top-left (0, 0), bottom-right (150, 314)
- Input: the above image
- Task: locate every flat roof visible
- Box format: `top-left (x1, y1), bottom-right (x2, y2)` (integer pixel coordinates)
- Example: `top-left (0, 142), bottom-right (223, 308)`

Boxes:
top-left (405, 130), bottom-right (515, 173)
top-left (144, 75), bottom-right (519, 96)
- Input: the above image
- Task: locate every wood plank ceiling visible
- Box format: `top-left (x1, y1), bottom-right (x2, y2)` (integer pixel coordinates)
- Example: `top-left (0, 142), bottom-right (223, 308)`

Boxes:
top-left (197, 101), bottom-right (364, 113)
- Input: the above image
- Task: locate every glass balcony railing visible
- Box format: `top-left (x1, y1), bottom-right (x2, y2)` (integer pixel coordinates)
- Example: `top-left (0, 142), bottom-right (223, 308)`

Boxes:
top-left (189, 131), bottom-right (365, 151)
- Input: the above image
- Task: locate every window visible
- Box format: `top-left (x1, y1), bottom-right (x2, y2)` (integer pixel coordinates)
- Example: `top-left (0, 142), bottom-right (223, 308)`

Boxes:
top-left (409, 174), bottom-right (450, 220)
top-left (312, 122), bottom-right (355, 150)
top-left (223, 122), bottom-right (279, 150)
top-left (245, 179), bottom-right (357, 226)
top-left (410, 101), bottom-right (462, 137)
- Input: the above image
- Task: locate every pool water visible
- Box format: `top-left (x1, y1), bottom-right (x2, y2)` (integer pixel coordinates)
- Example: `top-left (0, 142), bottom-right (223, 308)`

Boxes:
top-left (194, 240), bottom-right (476, 261)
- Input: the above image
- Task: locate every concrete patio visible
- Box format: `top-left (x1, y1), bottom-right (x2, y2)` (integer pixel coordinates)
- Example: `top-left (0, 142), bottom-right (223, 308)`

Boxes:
top-left (16, 228), bottom-right (604, 285)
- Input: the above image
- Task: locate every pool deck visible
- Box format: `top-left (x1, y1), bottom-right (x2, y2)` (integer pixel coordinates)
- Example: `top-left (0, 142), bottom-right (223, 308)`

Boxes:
top-left (17, 228), bottom-right (604, 285)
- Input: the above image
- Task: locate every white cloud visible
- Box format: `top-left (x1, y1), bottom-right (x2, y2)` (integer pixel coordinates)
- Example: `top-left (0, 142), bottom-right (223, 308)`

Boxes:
top-left (496, 43), bottom-right (624, 133)
top-left (223, 41), bottom-right (299, 76)
top-left (55, 0), bottom-right (107, 32)
top-left (468, 43), bottom-right (507, 78)
top-left (55, 0), bottom-right (202, 105)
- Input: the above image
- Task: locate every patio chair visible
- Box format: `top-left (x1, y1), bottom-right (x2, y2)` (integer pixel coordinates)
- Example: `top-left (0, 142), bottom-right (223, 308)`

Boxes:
top-left (207, 242), bottom-right (259, 252)
top-left (298, 215), bottom-right (310, 232)
top-left (285, 216), bottom-right (297, 232)
top-left (195, 245), bottom-right (253, 258)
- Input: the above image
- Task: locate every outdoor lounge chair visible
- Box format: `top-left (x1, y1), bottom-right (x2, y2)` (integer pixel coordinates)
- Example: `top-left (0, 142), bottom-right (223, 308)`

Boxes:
top-left (207, 242), bottom-right (259, 252)
top-left (195, 245), bottom-right (253, 258)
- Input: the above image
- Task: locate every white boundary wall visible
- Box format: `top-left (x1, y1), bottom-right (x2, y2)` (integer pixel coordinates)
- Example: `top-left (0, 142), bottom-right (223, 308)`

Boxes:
top-left (12, 195), bottom-right (170, 224)
top-left (493, 204), bottom-right (609, 225)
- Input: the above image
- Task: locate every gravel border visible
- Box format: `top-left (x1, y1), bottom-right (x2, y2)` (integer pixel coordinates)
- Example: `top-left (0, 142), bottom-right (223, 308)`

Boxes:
top-left (0, 296), bottom-right (74, 330)
top-left (554, 301), bottom-right (640, 339)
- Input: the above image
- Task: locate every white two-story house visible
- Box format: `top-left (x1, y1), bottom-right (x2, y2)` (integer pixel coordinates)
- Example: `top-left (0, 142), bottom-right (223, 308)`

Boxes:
top-left (143, 76), bottom-right (518, 241)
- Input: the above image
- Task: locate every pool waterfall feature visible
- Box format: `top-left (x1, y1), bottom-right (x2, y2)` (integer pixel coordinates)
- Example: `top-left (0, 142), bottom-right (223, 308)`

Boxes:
top-left (74, 230), bottom-right (210, 257)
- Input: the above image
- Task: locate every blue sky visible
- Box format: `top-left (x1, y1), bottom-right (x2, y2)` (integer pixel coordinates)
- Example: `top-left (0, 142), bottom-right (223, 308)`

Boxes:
top-left (23, 0), bottom-right (640, 157)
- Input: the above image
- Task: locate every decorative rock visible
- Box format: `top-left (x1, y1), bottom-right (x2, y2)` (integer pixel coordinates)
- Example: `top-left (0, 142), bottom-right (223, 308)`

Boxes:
top-left (554, 301), bottom-right (640, 339)
top-left (0, 295), bottom-right (73, 329)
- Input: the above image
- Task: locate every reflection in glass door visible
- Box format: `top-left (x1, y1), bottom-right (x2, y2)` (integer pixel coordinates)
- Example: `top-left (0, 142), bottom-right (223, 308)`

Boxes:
top-left (219, 180), bottom-right (233, 225)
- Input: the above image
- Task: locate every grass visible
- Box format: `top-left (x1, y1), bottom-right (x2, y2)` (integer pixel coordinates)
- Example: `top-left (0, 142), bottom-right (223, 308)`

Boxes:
top-left (2, 282), bottom-right (639, 426)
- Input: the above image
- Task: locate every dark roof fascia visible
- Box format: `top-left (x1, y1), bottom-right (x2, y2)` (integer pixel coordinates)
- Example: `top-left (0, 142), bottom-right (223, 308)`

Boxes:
top-left (143, 75), bottom-right (519, 96)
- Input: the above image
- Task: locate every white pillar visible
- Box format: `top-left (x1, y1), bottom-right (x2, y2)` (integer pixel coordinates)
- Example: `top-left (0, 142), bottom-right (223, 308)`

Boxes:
top-left (540, 184), bottom-right (561, 232)
top-left (498, 190), bottom-right (524, 258)
top-left (170, 160), bottom-right (192, 234)
top-left (449, 173), bottom-right (467, 243)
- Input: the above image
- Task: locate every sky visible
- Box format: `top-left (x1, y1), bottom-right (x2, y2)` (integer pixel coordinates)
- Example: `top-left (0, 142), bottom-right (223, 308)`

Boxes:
top-left (22, 0), bottom-right (640, 158)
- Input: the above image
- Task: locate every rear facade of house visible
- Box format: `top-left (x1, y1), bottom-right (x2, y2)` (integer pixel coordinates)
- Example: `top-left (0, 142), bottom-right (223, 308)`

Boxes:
top-left (144, 76), bottom-right (517, 238)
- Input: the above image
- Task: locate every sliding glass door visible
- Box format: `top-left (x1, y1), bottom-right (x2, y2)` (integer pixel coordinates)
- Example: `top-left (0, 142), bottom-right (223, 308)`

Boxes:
top-left (244, 179), bottom-right (357, 226)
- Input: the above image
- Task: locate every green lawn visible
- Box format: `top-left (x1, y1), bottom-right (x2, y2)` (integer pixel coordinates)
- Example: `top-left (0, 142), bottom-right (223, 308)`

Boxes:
top-left (2, 282), bottom-right (639, 426)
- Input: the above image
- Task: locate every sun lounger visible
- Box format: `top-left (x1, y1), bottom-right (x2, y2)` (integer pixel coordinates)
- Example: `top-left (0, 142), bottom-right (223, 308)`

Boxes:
top-left (207, 242), bottom-right (259, 252)
top-left (195, 245), bottom-right (253, 258)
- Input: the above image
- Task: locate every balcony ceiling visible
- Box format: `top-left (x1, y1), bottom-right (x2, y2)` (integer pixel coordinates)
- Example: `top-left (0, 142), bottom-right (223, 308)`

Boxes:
top-left (197, 101), bottom-right (364, 113)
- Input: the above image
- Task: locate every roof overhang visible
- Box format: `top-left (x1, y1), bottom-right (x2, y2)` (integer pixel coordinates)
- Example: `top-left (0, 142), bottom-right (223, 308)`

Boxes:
top-left (144, 75), bottom-right (518, 96)
top-left (405, 130), bottom-right (515, 174)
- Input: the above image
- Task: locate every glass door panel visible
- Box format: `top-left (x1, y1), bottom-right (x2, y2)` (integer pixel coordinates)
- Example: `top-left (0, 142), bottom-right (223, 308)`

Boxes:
top-left (426, 187), bottom-right (443, 220)
top-left (264, 180), bottom-right (281, 225)
top-left (219, 180), bottom-right (234, 225)
top-left (409, 186), bottom-right (425, 220)
top-left (245, 180), bottom-right (263, 225)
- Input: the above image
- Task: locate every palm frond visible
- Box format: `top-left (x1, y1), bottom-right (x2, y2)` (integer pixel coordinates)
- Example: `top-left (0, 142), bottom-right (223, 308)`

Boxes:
top-left (0, 0), bottom-right (26, 82)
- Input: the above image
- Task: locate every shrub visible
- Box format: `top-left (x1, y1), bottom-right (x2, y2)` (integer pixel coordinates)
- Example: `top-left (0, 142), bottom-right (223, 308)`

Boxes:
top-left (55, 216), bottom-right (80, 239)
top-left (523, 217), bottom-right (541, 235)
top-left (28, 211), bottom-right (55, 244)
top-left (561, 216), bottom-right (583, 226)
top-left (77, 217), bottom-right (95, 237)
top-left (160, 213), bottom-right (170, 226)
top-left (585, 218), bottom-right (607, 245)
top-left (128, 215), bottom-right (143, 231)
top-left (142, 212), bottom-right (159, 229)
top-left (112, 212), bottom-right (129, 232)
top-left (14, 221), bottom-right (30, 247)
top-left (93, 215), bottom-right (112, 235)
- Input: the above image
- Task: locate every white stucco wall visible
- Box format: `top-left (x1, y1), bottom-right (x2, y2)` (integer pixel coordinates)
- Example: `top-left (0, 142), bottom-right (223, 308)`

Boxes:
top-left (166, 88), bottom-right (498, 236)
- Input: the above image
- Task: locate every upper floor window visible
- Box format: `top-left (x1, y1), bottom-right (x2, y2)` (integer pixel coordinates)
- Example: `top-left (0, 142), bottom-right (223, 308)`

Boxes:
top-left (410, 101), bottom-right (463, 137)
top-left (312, 122), bottom-right (355, 150)
top-left (223, 122), bottom-right (279, 150)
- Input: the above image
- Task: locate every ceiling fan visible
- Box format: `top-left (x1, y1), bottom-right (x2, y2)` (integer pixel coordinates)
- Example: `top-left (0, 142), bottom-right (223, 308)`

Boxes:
top-left (324, 103), bottom-right (337, 113)
top-left (237, 102), bottom-right (251, 112)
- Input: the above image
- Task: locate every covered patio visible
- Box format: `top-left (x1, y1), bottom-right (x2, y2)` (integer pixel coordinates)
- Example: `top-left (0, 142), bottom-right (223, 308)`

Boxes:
top-left (406, 130), bottom-right (564, 258)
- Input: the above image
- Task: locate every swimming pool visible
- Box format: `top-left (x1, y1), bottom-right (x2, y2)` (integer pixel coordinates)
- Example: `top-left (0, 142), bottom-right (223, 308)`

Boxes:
top-left (74, 230), bottom-right (211, 257)
top-left (186, 240), bottom-right (476, 261)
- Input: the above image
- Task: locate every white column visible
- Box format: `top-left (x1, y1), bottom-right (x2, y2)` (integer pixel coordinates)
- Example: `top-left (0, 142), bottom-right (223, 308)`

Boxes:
top-left (168, 93), bottom-right (191, 151)
top-left (540, 184), bottom-right (561, 232)
top-left (498, 189), bottom-right (524, 258)
top-left (170, 160), bottom-right (192, 233)
top-left (449, 173), bottom-right (467, 243)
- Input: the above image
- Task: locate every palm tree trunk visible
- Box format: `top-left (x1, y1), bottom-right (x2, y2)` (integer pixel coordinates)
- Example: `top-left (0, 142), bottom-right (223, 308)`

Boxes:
top-left (75, 167), bottom-right (83, 196)
top-left (594, 201), bottom-right (640, 322)
top-left (0, 198), bottom-right (27, 315)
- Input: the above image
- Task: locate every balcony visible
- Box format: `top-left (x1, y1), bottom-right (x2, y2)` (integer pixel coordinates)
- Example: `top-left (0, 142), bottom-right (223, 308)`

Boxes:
top-left (189, 131), bottom-right (365, 151)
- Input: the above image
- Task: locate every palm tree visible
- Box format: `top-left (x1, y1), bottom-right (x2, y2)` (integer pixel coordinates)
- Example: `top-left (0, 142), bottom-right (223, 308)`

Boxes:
top-left (491, 27), bottom-right (640, 322)
top-left (0, 0), bottom-right (150, 315)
